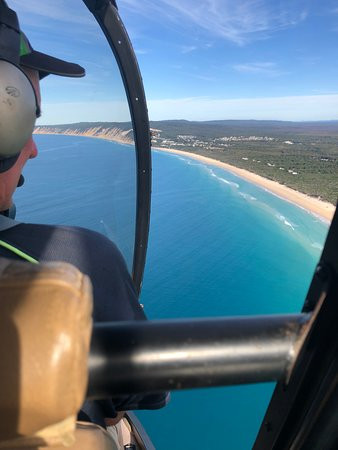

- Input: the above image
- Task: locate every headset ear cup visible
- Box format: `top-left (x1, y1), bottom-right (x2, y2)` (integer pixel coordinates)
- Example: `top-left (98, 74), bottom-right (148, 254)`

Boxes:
top-left (0, 60), bottom-right (37, 159)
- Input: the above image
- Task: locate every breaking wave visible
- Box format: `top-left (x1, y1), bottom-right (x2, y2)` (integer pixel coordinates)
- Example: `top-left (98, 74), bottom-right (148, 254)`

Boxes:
top-left (275, 213), bottom-right (296, 230)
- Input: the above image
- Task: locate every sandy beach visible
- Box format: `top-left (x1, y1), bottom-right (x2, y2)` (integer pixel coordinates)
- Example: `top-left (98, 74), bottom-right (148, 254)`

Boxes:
top-left (154, 146), bottom-right (336, 223)
top-left (33, 130), bottom-right (336, 222)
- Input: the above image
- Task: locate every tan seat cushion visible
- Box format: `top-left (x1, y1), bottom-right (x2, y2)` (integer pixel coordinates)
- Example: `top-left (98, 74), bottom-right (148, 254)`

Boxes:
top-left (41, 422), bottom-right (120, 450)
top-left (0, 258), bottom-right (93, 448)
top-left (0, 422), bottom-right (120, 450)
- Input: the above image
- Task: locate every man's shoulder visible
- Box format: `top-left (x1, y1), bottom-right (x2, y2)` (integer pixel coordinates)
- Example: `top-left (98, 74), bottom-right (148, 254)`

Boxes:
top-left (17, 223), bottom-right (113, 242)
top-left (3, 222), bottom-right (124, 262)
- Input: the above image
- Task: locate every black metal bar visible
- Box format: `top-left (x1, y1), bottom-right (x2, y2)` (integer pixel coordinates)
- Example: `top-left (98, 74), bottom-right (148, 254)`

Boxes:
top-left (87, 314), bottom-right (309, 399)
top-left (82, 0), bottom-right (151, 296)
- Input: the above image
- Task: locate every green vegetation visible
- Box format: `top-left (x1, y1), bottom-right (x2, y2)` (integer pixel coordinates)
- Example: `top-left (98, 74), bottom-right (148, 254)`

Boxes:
top-left (37, 120), bottom-right (338, 204)
top-left (38, 121), bottom-right (132, 132)
top-left (150, 120), bottom-right (338, 205)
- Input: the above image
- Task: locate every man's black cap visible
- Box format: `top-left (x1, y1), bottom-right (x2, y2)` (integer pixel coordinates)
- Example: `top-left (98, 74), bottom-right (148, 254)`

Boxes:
top-left (19, 32), bottom-right (85, 80)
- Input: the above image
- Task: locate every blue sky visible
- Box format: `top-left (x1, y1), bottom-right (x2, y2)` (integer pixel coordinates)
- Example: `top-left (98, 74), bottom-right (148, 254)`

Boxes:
top-left (10, 0), bottom-right (338, 123)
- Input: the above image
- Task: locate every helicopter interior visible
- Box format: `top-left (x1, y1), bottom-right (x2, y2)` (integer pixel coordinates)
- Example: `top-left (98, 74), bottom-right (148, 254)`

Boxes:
top-left (0, 1), bottom-right (337, 449)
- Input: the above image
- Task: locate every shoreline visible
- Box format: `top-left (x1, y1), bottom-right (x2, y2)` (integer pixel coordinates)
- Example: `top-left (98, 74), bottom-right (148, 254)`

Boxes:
top-left (33, 131), bottom-right (335, 222)
top-left (154, 146), bottom-right (336, 223)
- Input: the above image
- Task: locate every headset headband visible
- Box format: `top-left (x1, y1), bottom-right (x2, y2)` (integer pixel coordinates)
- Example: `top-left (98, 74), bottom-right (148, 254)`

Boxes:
top-left (0, 1), bottom-right (20, 65)
top-left (0, 1), bottom-right (38, 169)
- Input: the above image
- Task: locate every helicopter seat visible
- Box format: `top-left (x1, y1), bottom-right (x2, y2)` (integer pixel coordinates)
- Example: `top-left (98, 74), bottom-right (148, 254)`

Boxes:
top-left (0, 258), bottom-right (95, 449)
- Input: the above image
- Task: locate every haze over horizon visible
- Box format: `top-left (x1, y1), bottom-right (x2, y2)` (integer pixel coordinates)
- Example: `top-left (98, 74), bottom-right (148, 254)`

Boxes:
top-left (11, 0), bottom-right (338, 123)
top-left (35, 118), bottom-right (338, 126)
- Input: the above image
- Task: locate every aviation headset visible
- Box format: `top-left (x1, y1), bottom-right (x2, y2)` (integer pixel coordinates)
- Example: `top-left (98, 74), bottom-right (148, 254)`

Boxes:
top-left (0, 0), bottom-right (39, 173)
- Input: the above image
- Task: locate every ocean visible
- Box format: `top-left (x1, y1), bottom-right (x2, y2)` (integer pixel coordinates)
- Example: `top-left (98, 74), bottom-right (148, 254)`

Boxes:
top-left (15, 134), bottom-right (329, 449)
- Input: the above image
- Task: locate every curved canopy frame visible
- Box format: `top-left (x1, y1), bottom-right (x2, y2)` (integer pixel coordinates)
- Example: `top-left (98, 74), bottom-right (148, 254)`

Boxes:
top-left (83, 0), bottom-right (151, 296)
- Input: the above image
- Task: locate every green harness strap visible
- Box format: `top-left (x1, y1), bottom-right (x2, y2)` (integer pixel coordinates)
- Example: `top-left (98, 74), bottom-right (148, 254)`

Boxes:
top-left (0, 216), bottom-right (39, 264)
top-left (0, 239), bottom-right (39, 264)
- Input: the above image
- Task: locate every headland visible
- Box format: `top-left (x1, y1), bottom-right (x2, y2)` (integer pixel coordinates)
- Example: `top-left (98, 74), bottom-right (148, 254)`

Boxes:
top-left (34, 119), bottom-right (337, 222)
top-left (34, 124), bottom-right (134, 146)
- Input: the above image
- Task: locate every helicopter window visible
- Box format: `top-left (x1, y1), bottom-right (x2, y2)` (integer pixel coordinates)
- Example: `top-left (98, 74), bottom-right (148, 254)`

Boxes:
top-left (13, 0), bottom-right (137, 274)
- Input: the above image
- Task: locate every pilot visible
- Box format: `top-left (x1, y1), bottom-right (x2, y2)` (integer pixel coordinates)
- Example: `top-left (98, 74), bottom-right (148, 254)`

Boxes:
top-left (0, 24), bottom-right (168, 426)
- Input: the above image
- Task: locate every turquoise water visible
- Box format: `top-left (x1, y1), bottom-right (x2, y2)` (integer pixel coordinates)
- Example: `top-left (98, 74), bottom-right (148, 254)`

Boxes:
top-left (16, 135), bottom-right (329, 449)
top-left (15, 134), bottom-right (137, 271)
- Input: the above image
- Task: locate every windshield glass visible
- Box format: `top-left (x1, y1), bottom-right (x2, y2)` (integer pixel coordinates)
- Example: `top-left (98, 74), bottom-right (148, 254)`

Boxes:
top-left (13, 0), bottom-right (137, 273)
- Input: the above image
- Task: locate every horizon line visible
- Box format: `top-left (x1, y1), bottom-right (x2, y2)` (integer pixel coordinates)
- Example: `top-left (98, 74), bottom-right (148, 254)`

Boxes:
top-left (35, 118), bottom-right (338, 126)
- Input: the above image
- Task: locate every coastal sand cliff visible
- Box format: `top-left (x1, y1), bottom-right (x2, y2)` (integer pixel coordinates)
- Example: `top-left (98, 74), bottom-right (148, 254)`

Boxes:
top-left (34, 126), bottom-right (134, 145)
